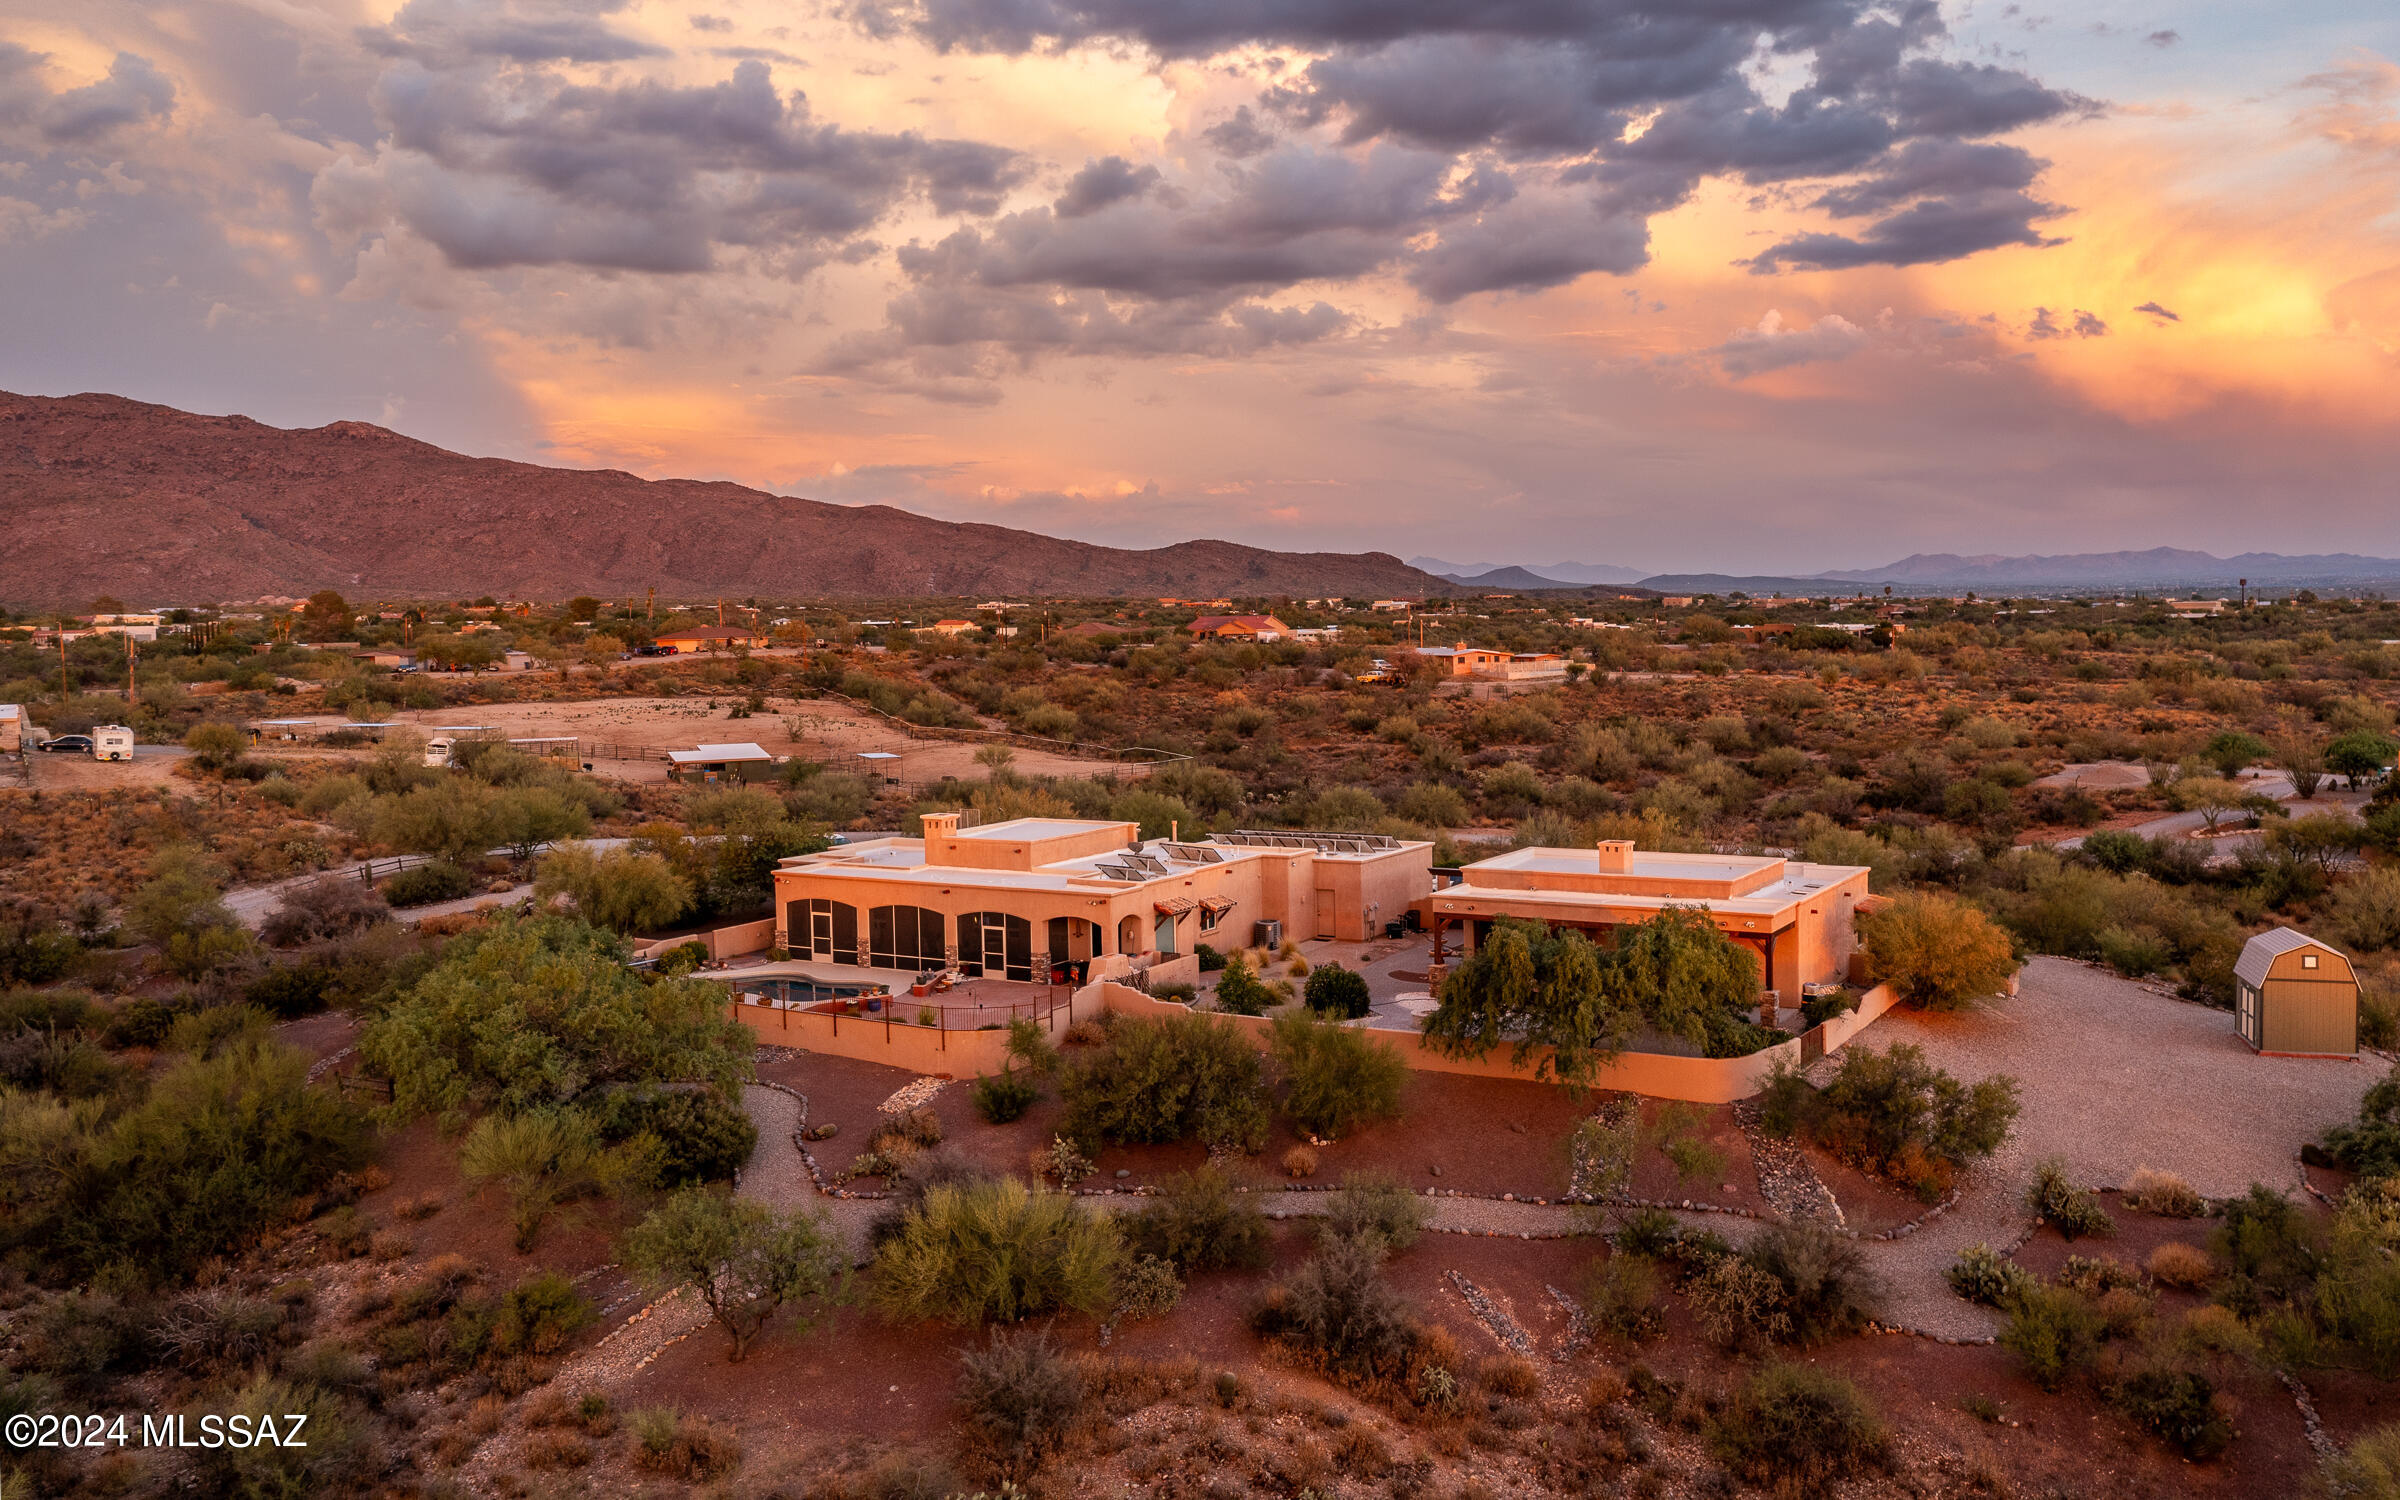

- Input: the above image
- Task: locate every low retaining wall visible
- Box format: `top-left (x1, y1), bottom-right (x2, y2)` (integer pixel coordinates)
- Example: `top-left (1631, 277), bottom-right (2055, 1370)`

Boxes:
top-left (728, 973), bottom-right (1902, 1102)
top-left (633, 917), bottom-right (777, 964)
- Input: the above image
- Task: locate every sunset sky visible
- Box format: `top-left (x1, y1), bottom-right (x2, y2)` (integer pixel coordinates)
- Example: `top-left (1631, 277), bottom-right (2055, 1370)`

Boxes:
top-left (2, 0), bottom-right (2396, 574)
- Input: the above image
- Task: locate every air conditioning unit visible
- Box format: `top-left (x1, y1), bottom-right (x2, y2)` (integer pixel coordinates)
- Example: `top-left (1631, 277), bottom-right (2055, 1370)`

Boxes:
top-left (1253, 919), bottom-right (1283, 949)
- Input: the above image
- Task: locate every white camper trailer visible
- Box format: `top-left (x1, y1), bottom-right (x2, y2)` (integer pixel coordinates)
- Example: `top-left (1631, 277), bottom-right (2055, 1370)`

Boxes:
top-left (92, 725), bottom-right (135, 762)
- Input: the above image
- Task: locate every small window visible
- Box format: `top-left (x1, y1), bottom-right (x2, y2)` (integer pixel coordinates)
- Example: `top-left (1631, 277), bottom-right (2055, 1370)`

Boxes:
top-left (2303, 953), bottom-right (2319, 969)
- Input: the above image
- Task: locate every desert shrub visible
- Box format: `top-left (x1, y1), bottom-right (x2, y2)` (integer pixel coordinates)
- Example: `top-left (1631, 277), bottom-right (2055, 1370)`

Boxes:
top-left (956, 1327), bottom-right (1087, 1480)
top-left (1122, 1166), bottom-right (1270, 1273)
top-left (625, 1188), bottom-right (846, 1360)
top-left (1210, 954), bottom-right (1275, 1016)
top-left (461, 1107), bottom-right (638, 1251)
top-left (1948, 1244), bottom-right (2040, 1308)
top-left (1858, 890), bottom-right (2019, 1008)
top-left (2146, 1242), bottom-right (2217, 1291)
top-left (1320, 1171), bottom-right (1430, 1256)
top-left (1763, 1045), bottom-right (2018, 1200)
top-left (359, 913), bottom-right (751, 1122)
top-left (1709, 1363), bottom-right (1886, 1496)
top-left (1282, 1144), bottom-right (1320, 1178)
top-left (597, 1086), bottom-right (758, 1187)
top-left (2058, 1255), bottom-right (2146, 1298)
top-left (2027, 1157), bottom-right (2117, 1240)
top-left (1800, 988), bottom-right (1857, 1027)
top-left (1252, 1235), bottom-right (1423, 1386)
top-left (1115, 1254), bottom-right (1185, 1322)
top-left (1059, 1012), bottom-right (1269, 1152)
top-left (972, 1069), bottom-right (1041, 1124)
top-left (242, 961), bottom-right (337, 1020)
top-left (261, 879), bottom-right (392, 947)
top-left (16, 1040), bottom-right (368, 1288)
top-left (2110, 1363), bottom-right (2233, 1460)
top-left (1581, 1252), bottom-right (1663, 1344)
top-left (184, 1376), bottom-right (376, 1499)
top-left (1269, 1008), bottom-right (1408, 1141)
top-left (381, 861), bottom-right (476, 908)
top-left (631, 1408), bottom-right (743, 1481)
top-left (2000, 1284), bottom-right (2104, 1391)
top-left (1689, 1257), bottom-right (1793, 1350)
top-left (2324, 1422), bottom-right (2400, 1500)
top-left (1303, 963), bottom-right (1371, 1019)
top-left (874, 1177), bottom-right (1123, 1325)
top-left (2323, 1069), bottom-right (2400, 1184)
top-left (491, 1272), bottom-right (597, 1357)
top-left (2124, 1167), bottom-right (2207, 1218)
top-left (2213, 1184), bottom-right (2319, 1304)
top-left (1744, 1221), bottom-right (1881, 1345)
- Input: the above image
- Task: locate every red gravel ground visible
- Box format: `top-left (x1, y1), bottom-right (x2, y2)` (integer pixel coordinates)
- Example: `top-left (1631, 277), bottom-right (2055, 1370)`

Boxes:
top-left (757, 1045), bottom-right (1624, 1199)
top-left (1807, 1144), bottom-right (1946, 1235)
top-left (2007, 1203), bottom-right (2217, 1281)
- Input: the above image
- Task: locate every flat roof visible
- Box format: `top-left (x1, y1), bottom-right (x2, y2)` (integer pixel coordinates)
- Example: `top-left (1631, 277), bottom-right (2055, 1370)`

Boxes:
top-left (955, 817), bottom-right (1124, 842)
top-left (1470, 847), bottom-right (1782, 879)
top-left (668, 742), bottom-right (772, 763)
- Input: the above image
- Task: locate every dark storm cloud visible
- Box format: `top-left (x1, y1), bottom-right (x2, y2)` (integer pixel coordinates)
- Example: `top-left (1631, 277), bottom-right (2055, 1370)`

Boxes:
top-left (1811, 138), bottom-right (2040, 215)
top-left (1053, 155), bottom-right (1160, 216)
top-left (362, 0), bottom-right (668, 65)
top-left (347, 54), bottom-right (1023, 273)
top-left (1201, 106), bottom-right (1278, 158)
top-left (1749, 187), bottom-right (2061, 270)
top-left (0, 44), bottom-right (177, 145)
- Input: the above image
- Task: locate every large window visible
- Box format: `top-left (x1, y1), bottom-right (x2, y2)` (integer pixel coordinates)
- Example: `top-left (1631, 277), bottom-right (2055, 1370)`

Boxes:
top-left (867, 904), bottom-right (948, 971)
top-left (959, 912), bottom-right (1035, 981)
top-left (788, 899), bottom-right (858, 964)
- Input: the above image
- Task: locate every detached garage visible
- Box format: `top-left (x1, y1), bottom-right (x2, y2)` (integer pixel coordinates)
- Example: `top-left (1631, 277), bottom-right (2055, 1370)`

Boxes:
top-left (2235, 927), bottom-right (2359, 1058)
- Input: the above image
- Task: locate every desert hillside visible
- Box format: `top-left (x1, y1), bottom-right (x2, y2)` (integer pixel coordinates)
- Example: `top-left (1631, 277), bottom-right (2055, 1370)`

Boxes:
top-left (0, 391), bottom-right (1445, 605)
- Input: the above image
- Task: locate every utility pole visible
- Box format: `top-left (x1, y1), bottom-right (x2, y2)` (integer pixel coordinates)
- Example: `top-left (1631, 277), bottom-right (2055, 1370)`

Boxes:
top-left (126, 633), bottom-right (137, 707)
top-left (717, 598), bottom-right (725, 626)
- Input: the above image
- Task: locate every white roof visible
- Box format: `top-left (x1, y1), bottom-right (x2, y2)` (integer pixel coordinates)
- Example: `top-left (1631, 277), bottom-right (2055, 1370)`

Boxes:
top-left (668, 742), bottom-right (772, 764)
top-left (0, 704), bottom-right (19, 721)
top-left (2235, 927), bottom-right (2341, 989)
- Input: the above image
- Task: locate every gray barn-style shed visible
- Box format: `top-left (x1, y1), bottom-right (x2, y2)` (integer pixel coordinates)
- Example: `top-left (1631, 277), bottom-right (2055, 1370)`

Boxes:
top-left (2235, 927), bottom-right (2359, 1058)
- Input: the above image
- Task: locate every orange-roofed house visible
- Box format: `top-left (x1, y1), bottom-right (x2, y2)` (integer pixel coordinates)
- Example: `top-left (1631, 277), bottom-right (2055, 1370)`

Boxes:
top-left (1186, 614), bottom-right (1292, 641)
top-left (654, 625), bottom-right (770, 653)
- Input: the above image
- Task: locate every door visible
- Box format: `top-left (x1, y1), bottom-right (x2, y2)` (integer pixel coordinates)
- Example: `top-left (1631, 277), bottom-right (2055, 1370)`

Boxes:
top-left (810, 905), bottom-right (833, 956)
top-left (1314, 889), bottom-right (1336, 940)
top-left (1154, 911), bottom-right (1175, 954)
top-left (2238, 984), bottom-right (2259, 1046)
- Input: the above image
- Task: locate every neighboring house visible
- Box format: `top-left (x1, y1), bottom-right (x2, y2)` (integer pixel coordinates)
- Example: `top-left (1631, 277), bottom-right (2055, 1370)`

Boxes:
top-left (1421, 840), bottom-right (1874, 1003)
top-left (1158, 597), bottom-right (1234, 610)
top-left (1371, 600), bottom-right (1414, 612)
top-left (2234, 927), bottom-right (2359, 1057)
top-left (924, 619), bottom-right (979, 637)
top-left (1061, 620), bottom-right (1133, 639)
top-left (667, 742), bottom-right (779, 783)
top-left (0, 703), bottom-right (22, 754)
top-left (1187, 614), bottom-right (1292, 641)
top-left (2166, 599), bottom-right (2228, 616)
top-left (654, 625), bottom-right (770, 653)
top-left (769, 815), bottom-right (1432, 980)
top-left (1414, 643), bottom-right (1563, 678)
top-left (1288, 627), bottom-right (1342, 643)
top-left (350, 648), bottom-right (419, 668)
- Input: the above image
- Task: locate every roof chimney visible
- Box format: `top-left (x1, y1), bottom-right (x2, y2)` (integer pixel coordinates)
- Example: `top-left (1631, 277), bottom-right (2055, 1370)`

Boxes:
top-left (1597, 839), bottom-right (1634, 875)
top-left (920, 811), bottom-right (960, 865)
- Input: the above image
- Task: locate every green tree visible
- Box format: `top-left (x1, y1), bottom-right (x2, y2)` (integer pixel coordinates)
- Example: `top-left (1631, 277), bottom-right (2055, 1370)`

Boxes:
top-left (566, 596), bottom-right (602, 622)
top-left (297, 590), bottom-right (353, 640)
top-left (125, 845), bottom-right (251, 980)
top-left (622, 1188), bottom-right (847, 1360)
top-left (1610, 906), bottom-right (1765, 1055)
top-left (2329, 732), bottom-right (2398, 790)
top-left (1423, 918), bottom-right (1636, 1089)
top-left (2276, 737), bottom-right (2329, 801)
top-left (1059, 1012), bottom-right (1269, 1151)
top-left (1268, 1009), bottom-right (1408, 1140)
top-left (1210, 953), bottom-right (1275, 1016)
top-left (486, 785), bottom-right (594, 863)
top-left (873, 1177), bottom-right (1124, 1325)
top-left (1302, 962), bottom-right (1371, 1019)
top-left (373, 778), bottom-right (498, 863)
top-left (1858, 891), bottom-right (2019, 1009)
top-left (535, 844), bottom-right (693, 933)
top-left (2203, 730), bottom-right (2270, 779)
top-left (357, 913), bottom-right (751, 1123)
top-left (182, 721), bottom-right (248, 770)
top-left (461, 1107), bottom-right (634, 1252)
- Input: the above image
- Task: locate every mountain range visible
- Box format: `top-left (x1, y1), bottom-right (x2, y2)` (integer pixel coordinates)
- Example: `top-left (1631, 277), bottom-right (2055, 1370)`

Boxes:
top-left (0, 392), bottom-right (1447, 607)
top-left (1428, 549), bottom-right (2400, 595)
top-left (1410, 556), bottom-right (1653, 586)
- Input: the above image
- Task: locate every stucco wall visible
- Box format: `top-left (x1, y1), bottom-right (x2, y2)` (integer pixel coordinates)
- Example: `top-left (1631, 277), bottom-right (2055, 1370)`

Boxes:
top-left (726, 977), bottom-right (1106, 1073)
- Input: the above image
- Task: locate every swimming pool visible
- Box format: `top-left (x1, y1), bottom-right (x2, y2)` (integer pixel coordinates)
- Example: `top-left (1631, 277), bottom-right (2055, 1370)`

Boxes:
top-left (734, 975), bottom-right (892, 1010)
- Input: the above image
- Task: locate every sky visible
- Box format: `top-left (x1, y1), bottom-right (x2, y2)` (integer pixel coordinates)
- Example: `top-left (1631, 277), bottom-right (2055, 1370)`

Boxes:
top-left (1, 1), bottom-right (2396, 576)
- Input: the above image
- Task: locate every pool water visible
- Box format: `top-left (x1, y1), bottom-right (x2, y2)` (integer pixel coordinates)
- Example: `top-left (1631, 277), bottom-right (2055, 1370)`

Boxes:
top-left (737, 976), bottom-right (890, 1009)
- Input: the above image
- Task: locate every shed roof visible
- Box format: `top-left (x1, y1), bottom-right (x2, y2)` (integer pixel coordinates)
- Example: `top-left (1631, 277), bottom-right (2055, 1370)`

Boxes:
top-left (667, 742), bottom-right (773, 764)
top-left (2235, 927), bottom-right (2344, 989)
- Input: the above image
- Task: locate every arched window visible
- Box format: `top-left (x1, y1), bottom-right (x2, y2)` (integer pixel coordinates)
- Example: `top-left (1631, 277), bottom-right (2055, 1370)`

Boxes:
top-left (959, 912), bottom-right (1035, 981)
top-left (787, 899), bottom-right (858, 964)
top-left (867, 905), bottom-right (948, 971)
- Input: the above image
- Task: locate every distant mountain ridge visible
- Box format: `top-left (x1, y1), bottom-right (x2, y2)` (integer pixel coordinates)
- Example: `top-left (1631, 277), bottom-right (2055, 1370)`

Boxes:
top-left (1410, 556), bottom-right (1652, 585)
top-left (1639, 548), bottom-right (2400, 595)
top-left (0, 391), bottom-right (1452, 606)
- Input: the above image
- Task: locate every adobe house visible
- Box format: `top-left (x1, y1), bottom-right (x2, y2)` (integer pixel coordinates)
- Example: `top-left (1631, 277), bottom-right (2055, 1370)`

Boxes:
top-left (654, 625), bottom-right (770, 653)
top-left (1420, 840), bottom-right (1873, 1003)
top-left (769, 815), bottom-right (1431, 983)
top-left (1186, 614), bottom-right (1292, 641)
top-left (2235, 927), bottom-right (2359, 1057)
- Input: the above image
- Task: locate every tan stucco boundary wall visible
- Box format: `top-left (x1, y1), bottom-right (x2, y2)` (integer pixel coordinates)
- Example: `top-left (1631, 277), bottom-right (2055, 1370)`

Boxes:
top-left (631, 918), bottom-right (777, 963)
top-left (724, 966), bottom-right (1904, 1103)
top-left (1094, 980), bottom-right (1901, 1104)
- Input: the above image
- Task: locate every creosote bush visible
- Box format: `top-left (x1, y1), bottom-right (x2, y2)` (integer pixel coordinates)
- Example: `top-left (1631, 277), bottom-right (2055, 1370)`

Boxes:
top-left (956, 1327), bottom-right (1087, 1482)
top-left (1123, 1166), bottom-right (1270, 1273)
top-left (1319, 1171), bottom-right (1430, 1256)
top-left (1709, 1363), bottom-right (1887, 1496)
top-left (1252, 1234), bottom-right (1427, 1390)
top-left (1268, 1008), bottom-right (1408, 1141)
top-left (1759, 1043), bottom-right (2018, 1201)
top-left (874, 1177), bottom-right (1124, 1325)
top-left (1059, 1012), bottom-right (1269, 1153)
top-left (1857, 890), bottom-right (2018, 1009)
